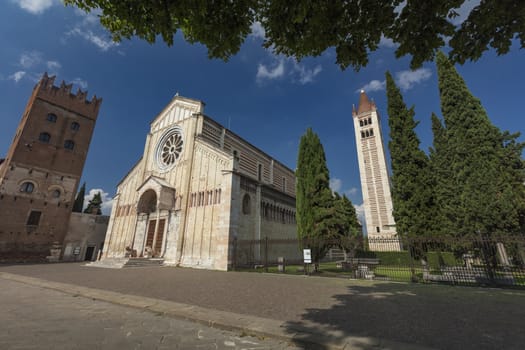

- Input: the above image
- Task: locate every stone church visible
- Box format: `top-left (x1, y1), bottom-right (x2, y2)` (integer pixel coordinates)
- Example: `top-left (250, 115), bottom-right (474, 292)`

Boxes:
top-left (102, 95), bottom-right (298, 270)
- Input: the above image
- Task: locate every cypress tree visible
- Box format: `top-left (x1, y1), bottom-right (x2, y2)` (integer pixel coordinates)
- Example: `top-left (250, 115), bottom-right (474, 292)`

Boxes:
top-left (386, 72), bottom-right (433, 237)
top-left (428, 113), bottom-right (453, 235)
top-left (333, 193), bottom-right (362, 258)
top-left (72, 182), bottom-right (86, 213)
top-left (296, 128), bottom-right (334, 267)
top-left (84, 191), bottom-right (103, 215)
top-left (436, 52), bottom-right (525, 236)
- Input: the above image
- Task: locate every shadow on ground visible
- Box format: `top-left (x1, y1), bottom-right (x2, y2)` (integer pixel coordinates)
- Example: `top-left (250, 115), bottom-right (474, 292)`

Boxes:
top-left (283, 281), bottom-right (525, 350)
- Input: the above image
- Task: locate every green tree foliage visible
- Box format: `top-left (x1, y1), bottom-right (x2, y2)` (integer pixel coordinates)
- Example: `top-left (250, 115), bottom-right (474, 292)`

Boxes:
top-left (434, 52), bottom-right (525, 236)
top-left (65, 0), bottom-right (524, 70)
top-left (386, 72), bottom-right (434, 236)
top-left (428, 113), bottom-right (454, 235)
top-left (72, 182), bottom-right (86, 213)
top-left (332, 193), bottom-right (362, 257)
top-left (296, 128), bottom-right (334, 266)
top-left (296, 128), bottom-right (363, 268)
top-left (84, 191), bottom-right (102, 215)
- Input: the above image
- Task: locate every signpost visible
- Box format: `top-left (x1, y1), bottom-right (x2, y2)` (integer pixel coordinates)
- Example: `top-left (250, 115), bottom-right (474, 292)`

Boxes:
top-left (303, 249), bottom-right (311, 275)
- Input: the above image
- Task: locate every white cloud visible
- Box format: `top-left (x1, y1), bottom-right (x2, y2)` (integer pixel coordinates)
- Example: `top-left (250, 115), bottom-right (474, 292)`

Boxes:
top-left (250, 21), bottom-right (266, 40)
top-left (84, 188), bottom-right (114, 216)
top-left (12, 0), bottom-right (57, 14)
top-left (67, 28), bottom-right (119, 51)
top-left (329, 178), bottom-right (343, 193)
top-left (293, 63), bottom-right (322, 85)
top-left (46, 60), bottom-right (61, 71)
top-left (345, 187), bottom-right (358, 196)
top-left (450, 0), bottom-right (480, 25)
top-left (8, 71), bottom-right (26, 83)
top-left (256, 59), bottom-right (285, 83)
top-left (354, 203), bottom-right (366, 232)
top-left (71, 78), bottom-right (88, 90)
top-left (73, 7), bottom-right (101, 25)
top-left (357, 79), bottom-right (386, 93)
top-left (379, 35), bottom-right (397, 48)
top-left (396, 68), bottom-right (432, 90)
top-left (19, 51), bottom-right (42, 68)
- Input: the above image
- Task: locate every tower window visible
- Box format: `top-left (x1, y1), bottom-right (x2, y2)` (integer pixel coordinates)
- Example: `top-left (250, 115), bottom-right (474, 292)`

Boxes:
top-left (27, 210), bottom-right (42, 226)
top-left (71, 122), bottom-right (80, 131)
top-left (39, 132), bottom-right (51, 143)
top-left (359, 120), bottom-right (363, 127)
top-left (46, 113), bottom-right (57, 123)
top-left (364, 119), bottom-right (368, 126)
top-left (365, 130), bottom-right (370, 137)
top-left (20, 182), bottom-right (34, 193)
top-left (376, 227), bottom-right (380, 233)
top-left (242, 194), bottom-right (251, 215)
top-left (64, 140), bottom-right (75, 150)
top-left (369, 129), bottom-right (374, 136)
top-left (368, 117), bottom-right (372, 125)
top-left (282, 177), bottom-right (287, 192)
top-left (51, 189), bottom-right (61, 198)
top-left (361, 131), bottom-right (365, 138)
top-left (258, 164), bottom-right (263, 181)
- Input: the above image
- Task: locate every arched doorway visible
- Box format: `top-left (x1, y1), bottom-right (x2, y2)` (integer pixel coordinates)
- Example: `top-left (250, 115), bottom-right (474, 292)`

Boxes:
top-left (137, 189), bottom-right (165, 257)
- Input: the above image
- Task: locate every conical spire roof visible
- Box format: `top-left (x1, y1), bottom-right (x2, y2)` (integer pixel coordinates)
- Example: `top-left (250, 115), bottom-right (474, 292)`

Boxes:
top-left (354, 90), bottom-right (376, 115)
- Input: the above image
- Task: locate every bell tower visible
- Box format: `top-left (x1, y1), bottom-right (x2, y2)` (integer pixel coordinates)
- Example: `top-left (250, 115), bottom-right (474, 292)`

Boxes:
top-left (352, 90), bottom-right (400, 251)
top-left (0, 73), bottom-right (102, 260)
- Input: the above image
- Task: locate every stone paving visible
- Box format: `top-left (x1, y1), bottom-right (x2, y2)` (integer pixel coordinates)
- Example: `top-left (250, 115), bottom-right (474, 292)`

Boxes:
top-left (0, 278), bottom-right (298, 350)
top-left (1, 263), bottom-right (525, 349)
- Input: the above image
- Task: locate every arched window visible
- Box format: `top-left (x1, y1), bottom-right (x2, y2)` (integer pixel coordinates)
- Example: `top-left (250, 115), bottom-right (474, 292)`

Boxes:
top-left (368, 117), bottom-right (372, 125)
top-left (64, 140), bottom-right (75, 150)
top-left (364, 119), bottom-right (368, 126)
top-left (20, 182), bottom-right (34, 193)
top-left (359, 120), bottom-right (363, 127)
top-left (365, 130), bottom-right (370, 137)
top-left (242, 194), bottom-right (251, 215)
top-left (71, 122), bottom-right (80, 131)
top-left (46, 113), bottom-right (57, 123)
top-left (361, 131), bottom-right (365, 138)
top-left (370, 129), bottom-right (374, 136)
top-left (39, 132), bottom-right (51, 143)
top-left (51, 189), bottom-right (61, 198)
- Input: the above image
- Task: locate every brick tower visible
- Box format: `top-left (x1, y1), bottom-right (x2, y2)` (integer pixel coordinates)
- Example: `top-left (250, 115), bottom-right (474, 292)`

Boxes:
top-left (352, 90), bottom-right (400, 251)
top-left (0, 73), bottom-right (102, 260)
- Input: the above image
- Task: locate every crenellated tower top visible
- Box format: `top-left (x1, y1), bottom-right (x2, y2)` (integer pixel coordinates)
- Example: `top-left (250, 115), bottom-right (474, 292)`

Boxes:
top-left (35, 72), bottom-right (102, 119)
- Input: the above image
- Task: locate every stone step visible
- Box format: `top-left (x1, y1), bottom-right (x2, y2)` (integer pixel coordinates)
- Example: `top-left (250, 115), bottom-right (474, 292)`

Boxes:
top-left (123, 258), bottom-right (164, 268)
top-left (86, 258), bottom-right (129, 269)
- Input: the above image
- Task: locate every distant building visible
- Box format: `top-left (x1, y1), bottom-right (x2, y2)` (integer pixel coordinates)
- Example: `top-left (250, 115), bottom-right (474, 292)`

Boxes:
top-left (352, 90), bottom-right (401, 251)
top-left (0, 73), bottom-right (104, 261)
top-left (102, 95), bottom-right (298, 270)
top-left (62, 212), bottom-right (108, 262)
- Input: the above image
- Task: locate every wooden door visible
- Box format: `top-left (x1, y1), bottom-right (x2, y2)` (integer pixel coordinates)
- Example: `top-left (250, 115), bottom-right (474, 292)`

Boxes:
top-left (146, 220), bottom-right (156, 248)
top-left (154, 219), bottom-right (166, 255)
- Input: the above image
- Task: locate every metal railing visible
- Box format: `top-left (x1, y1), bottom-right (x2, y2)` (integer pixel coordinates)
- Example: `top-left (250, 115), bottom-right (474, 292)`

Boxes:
top-left (229, 234), bottom-right (525, 288)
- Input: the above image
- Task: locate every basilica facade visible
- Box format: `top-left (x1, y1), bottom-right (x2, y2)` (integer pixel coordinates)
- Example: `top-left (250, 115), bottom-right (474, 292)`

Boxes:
top-left (102, 95), bottom-right (297, 270)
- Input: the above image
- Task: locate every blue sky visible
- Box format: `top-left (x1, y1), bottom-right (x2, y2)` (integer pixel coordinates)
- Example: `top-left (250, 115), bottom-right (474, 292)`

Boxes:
top-left (1, 0), bottom-right (524, 218)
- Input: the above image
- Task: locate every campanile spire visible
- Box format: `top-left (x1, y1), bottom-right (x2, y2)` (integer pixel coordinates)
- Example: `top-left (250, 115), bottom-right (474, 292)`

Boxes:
top-left (352, 90), bottom-right (400, 251)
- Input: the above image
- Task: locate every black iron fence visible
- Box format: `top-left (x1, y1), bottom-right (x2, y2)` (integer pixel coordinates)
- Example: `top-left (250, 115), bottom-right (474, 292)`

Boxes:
top-left (230, 234), bottom-right (525, 288)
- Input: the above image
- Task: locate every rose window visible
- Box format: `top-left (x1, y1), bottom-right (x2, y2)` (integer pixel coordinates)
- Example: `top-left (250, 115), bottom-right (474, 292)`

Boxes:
top-left (155, 127), bottom-right (184, 171)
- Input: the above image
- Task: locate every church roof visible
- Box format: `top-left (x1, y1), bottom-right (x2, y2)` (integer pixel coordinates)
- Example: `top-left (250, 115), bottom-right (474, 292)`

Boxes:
top-left (136, 175), bottom-right (176, 192)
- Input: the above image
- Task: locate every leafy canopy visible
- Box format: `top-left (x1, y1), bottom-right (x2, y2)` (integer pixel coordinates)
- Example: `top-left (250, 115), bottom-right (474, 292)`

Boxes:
top-left (65, 0), bottom-right (524, 70)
